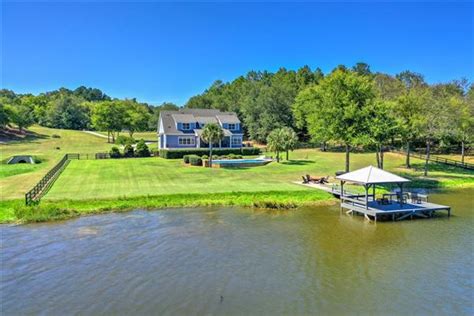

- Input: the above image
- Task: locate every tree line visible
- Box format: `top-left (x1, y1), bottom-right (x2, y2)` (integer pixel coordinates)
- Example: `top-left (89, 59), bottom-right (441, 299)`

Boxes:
top-left (185, 63), bottom-right (473, 172)
top-left (1, 63), bottom-right (473, 172)
top-left (0, 86), bottom-right (179, 142)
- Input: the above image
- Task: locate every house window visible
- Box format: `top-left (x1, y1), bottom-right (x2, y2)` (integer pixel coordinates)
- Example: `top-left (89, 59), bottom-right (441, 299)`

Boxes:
top-left (179, 137), bottom-right (195, 145)
top-left (182, 123), bottom-right (191, 130)
top-left (228, 123), bottom-right (237, 130)
top-left (231, 137), bottom-right (241, 146)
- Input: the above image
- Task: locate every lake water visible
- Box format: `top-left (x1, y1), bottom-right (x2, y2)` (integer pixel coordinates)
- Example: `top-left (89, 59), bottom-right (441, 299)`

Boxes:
top-left (1, 189), bottom-right (473, 315)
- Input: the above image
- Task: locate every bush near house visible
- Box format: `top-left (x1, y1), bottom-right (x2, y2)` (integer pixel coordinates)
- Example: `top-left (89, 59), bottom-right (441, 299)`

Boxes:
top-left (110, 146), bottom-right (122, 158)
top-left (188, 155), bottom-right (202, 166)
top-left (159, 147), bottom-right (260, 159)
top-left (123, 144), bottom-right (134, 157)
top-left (135, 140), bottom-right (150, 157)
top-left (183, 155), bottom-right (191, 164)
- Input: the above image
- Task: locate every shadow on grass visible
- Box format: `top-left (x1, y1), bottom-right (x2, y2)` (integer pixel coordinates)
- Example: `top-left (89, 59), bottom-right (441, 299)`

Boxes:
top-left (0, 128), bottom-right (50, 144)
top-left (280, 159), bottom-right (315, 166)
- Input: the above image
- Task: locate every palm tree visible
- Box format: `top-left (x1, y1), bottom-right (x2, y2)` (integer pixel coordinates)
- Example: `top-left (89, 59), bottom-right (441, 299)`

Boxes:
top-left (202, 123), bottom-right (224, 167)
top-left (266, 128), bottom-right (285, 162)
top-left (281, 127), bottom-right (298, 160)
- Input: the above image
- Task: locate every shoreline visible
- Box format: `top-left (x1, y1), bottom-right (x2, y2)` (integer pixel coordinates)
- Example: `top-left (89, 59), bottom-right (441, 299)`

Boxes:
top-left (0, 190), bottom-right (337, 224)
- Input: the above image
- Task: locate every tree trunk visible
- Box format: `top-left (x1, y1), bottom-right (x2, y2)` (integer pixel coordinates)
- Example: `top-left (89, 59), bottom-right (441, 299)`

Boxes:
top-left (209, 143), bottom-right (213, 168)
top-left (424, 140), bottom-right (430, 176)
top-left (380, 146), bottom-right (384, 170)
top-left (376, 146), bottom-right (380, 169)
top-left (322, 141), bottom-right (327, 152)
top-left (286, 150), bottom-right (289, 161)
top-left (461, 140), bottom-right (465, 164)
top-left (276, 151), bottom-right (280, 163)
top-left (107, 131), bottom-right (110, 143)
top-left (406, 141), bottom-right (411, 169)
top-left (345, 144), bottom-right (350, 172)
top-left (129, 130), bottom-right (134, 138)
top-left (112, 132), bottom-right (116, 143)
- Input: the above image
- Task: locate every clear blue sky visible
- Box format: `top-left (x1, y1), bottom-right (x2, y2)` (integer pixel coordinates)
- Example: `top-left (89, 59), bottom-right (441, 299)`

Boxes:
top-left (2, 1), bottom-right (473, 105)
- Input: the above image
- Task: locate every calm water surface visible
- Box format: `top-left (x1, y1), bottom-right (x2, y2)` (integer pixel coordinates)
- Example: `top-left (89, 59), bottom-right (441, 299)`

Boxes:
top-left (2, 189), bottom-right (473, 315)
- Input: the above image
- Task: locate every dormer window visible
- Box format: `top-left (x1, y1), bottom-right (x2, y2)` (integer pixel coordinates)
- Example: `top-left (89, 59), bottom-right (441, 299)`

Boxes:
top-left (182, 123), bottom-right (191, 130)
top-left (228, 123), bottom-right (237, 130)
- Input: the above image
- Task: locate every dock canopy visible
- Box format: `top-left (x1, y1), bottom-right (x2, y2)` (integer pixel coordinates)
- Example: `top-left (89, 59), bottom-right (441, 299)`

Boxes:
top-left (336, 166), bottom-right (410, 185)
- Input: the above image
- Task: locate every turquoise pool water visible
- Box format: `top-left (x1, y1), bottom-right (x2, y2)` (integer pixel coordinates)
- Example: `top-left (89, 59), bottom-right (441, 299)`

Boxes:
top-left (213, 159), bottom-right (271, 165)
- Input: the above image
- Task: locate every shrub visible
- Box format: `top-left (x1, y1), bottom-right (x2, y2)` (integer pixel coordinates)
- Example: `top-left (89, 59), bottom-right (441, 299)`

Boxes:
top-left (32, 156), bottom-right (43, 164)
top-left (189, 155), bottom-right (203, 166)
top-left (159, 147), bottom-right (260, 159)
top-left (116, 135), bottom-right (135, 146)
top-left (135, 139), bottom-right (150, 157)
top-left (201, 155), bottom-right (208, 160)
top-left (110, 146), bottom-right (121, 158)
top-left (183, 155), bottom-right (191, 164)
top-left (51, 134), bottom-right (61, 139)
top-left (123, 144), bottom-right (134, 157)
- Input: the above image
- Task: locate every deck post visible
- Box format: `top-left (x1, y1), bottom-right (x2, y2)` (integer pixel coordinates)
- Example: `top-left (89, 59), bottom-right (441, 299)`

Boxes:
top-left (399, 182), bottom-right (404, 208)
top-left (364, 184), bottom-right (369, 210)
top-left (372, 184), bottom-right (376, 200)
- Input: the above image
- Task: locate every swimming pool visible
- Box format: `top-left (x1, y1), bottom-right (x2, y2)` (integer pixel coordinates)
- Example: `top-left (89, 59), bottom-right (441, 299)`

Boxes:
top-left (212, 158), bottom-right (272, 167)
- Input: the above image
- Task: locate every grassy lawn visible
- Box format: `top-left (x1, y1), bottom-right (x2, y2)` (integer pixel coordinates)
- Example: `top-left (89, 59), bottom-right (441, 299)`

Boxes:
top-left (43, 150), bottom-right (474, 201)
top-left (1, 128), bottom-right (473, 224)
top-left (0, 126), bottom-right (114, 199)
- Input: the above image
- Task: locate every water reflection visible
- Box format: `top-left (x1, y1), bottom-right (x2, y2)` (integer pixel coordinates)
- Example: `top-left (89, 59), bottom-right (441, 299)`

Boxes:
top-left (1, 189), bottom-right (473, 315)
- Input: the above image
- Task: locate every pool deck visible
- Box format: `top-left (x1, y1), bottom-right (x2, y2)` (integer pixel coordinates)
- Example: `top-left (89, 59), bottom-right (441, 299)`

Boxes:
top-left (294, 181), bottom-right (451, 222)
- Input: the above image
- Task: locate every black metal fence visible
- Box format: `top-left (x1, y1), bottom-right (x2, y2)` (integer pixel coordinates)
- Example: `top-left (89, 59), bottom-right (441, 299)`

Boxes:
top-left (25, 153), bottom-right (79, 205)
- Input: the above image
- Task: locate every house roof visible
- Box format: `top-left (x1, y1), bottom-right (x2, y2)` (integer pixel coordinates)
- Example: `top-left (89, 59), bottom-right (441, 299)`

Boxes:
top-left (195, 116), bottom-right (218, 124)
top-left (216, 114), bottom-right (240, 124)
top-left (171, 114), bottom-right (195, 123)
top-left (159, 109), bottom-right (241, 135)
top-left (336, 166), bottom-right (410, 185)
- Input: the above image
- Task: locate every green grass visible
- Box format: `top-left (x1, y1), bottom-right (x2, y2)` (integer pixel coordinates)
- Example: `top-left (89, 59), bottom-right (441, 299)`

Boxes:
top-left (0, 191), bottom-right (334, 223)
top-left (0, 125), bottom-right (114, 199)
top-left (2, 128), bottom-right (473, 224)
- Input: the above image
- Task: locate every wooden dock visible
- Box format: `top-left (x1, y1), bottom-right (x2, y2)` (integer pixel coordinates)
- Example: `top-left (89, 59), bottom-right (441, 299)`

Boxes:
top-left (294, 181), bottom-right (451, 222)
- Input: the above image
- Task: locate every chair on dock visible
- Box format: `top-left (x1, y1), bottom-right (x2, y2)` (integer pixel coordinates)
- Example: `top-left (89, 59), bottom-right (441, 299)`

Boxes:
top-left (411, 192), bottom-right (422, 204)
top-left (396, 192), bottom-right (407, 204)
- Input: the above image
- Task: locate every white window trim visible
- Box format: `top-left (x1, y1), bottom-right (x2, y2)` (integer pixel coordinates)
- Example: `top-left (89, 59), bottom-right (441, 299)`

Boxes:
top-left (178, 136), bottom-right (195, 145)
top-left (182, 123), bottom-right (191, 130)
top-left (228, 123), bottom-right (237, 130)
top-left (231, 136), bottom-right (242, 145)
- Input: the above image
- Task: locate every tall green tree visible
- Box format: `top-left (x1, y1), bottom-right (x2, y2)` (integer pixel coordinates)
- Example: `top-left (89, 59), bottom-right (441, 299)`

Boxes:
top-left (46, 95), bottom-right (90, 129)
top-left (9, 103), bottom-right (35, 132)
top-left (368, 101), bottom-right (398, 169)
top-left (417, 89), bottom-right (448, 176)
top-left (294, 69), bottom-right (376, 172)
top-left (447, 95), bottom-right (473, 164)
top-left (201, 123), bottom-right (224, 167)
top-left (91, 101), bottom-right (127, 143)
top-left (122, 100), bottom-right (151, 137)
top-left (393, 78), bottom-right (428, 168)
